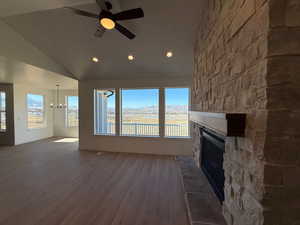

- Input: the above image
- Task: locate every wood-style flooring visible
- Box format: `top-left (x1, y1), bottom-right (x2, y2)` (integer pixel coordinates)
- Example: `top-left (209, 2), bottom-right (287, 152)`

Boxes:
top-left (0, 138), bottom-right (189, 225)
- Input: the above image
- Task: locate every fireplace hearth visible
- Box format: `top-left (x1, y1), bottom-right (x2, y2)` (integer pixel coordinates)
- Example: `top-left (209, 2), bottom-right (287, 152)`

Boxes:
top-left (200, 127), bottom-right (225, 203)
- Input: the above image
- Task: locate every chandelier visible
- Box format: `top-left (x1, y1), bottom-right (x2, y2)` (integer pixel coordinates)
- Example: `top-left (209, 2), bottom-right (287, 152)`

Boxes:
top-left (50, 85), bottom-right (66, 109)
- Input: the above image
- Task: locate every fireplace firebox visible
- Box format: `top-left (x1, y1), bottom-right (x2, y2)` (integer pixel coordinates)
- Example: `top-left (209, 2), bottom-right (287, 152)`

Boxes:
top-left (200, 127), bottom-right (225, 203)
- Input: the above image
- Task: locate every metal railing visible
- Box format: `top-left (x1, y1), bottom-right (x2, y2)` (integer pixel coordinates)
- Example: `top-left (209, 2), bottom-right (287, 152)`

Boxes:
top-left (105, 122), bottom-right (188, 137)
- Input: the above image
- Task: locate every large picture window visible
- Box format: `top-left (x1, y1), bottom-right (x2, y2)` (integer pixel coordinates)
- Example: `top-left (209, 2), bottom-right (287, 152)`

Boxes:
top-left (27, 94), bottom-right (45, 129)
top-left (165, 88), bottom-right (189, 137)
top-left (0, 92), bottom-right (6, 132)
top-left (93, 87), bottom-right (190, 138)
top-left (66, 96), bottom-right (79, 127)
top-left (94, 89), bottom-right (116, 135)
top-left (121, 89), bottom-right (159, 137)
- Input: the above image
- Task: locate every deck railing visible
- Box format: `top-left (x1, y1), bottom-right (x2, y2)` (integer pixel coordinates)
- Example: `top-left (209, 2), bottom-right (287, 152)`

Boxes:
top-left (105, 122), bottom-right (189, 137)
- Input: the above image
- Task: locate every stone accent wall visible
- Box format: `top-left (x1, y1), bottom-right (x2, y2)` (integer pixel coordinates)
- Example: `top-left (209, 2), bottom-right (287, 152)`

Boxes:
top-left (192, 0), bottom-right (300, 225)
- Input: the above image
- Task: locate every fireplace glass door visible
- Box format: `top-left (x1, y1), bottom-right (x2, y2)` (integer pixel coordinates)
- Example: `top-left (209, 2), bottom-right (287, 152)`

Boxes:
top-left (200, 128), bottom-right (225, 203)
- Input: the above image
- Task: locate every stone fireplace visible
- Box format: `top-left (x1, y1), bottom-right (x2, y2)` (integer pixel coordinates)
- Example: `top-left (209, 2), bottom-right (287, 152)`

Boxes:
top-left (190, 111), bottom-right (246, 206)
top-left (192, 0), bottom-right (300, 225)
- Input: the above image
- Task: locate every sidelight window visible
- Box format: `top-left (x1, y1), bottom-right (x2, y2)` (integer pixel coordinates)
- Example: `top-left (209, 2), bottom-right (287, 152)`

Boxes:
top-left (0, 92), bottom-right (6, 132)
top-left (165, 88), bottom-right (189, 137)
top-left (94, 89), bottom-right (116, 135)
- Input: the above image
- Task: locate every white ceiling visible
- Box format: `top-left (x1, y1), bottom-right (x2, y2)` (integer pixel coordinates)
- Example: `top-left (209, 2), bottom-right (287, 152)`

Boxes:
top-left (0, 56), bottom-right (78, 90)
top-left (0, 0), bottom-right (96, 17)
top-left (1, 0), bottom-right (202, 81)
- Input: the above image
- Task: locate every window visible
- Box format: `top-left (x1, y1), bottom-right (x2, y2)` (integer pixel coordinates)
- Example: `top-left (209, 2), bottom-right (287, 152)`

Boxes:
top-left (27, 94), bottom-right (45, 129)
top-left (0, 92), bottom-right (6, 132)
top-left (121, 89), bottom-right (159, 137)
top-left (94, 89), bottom-right (116, 135)
top-left (165, 88), bottom-right (189, 137)
top-left (66, 96), bottom-right (79, 127)
top-left (93, 87), bottom-right (190, 138)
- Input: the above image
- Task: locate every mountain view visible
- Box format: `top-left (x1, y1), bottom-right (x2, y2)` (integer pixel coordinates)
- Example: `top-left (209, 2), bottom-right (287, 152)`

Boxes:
top-left (108, 105), bottom-right (188, 114)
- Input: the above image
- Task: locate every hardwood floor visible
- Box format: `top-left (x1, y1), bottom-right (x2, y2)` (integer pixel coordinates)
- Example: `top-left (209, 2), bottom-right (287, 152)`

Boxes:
top-left (0, 138), bottom-right (189, 225)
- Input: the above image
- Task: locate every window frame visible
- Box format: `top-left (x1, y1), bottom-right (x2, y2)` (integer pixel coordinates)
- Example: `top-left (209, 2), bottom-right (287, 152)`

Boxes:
top-left (93, 87), bottom-right (191, 139)
top-left (26, 93), bottom-right (46, 130)
top-left (164, 87), bottom-right (191, 138)
top-left (65, 96), bottom-right (79, 128)
top-left (120, 88), bottom-right (160, 137)
top-left (94, 88), bottom-right (117, 136)
top-left (0, 91), bottom-right (6, 132)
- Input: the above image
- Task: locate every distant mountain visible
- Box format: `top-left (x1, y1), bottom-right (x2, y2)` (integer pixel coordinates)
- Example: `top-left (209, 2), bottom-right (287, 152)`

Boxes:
top-left (108, 105), bottom-right (188, 114)
top-left (165, 105), bottom-right (188, 113)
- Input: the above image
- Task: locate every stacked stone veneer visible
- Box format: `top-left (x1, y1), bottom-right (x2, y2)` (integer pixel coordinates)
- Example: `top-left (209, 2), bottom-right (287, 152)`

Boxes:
top-left (192, 0), bottom-right (300, 225)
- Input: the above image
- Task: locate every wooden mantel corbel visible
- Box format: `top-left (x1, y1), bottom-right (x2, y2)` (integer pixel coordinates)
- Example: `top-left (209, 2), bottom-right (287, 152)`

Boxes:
top-left (189, 111), bottom-right (246, 137)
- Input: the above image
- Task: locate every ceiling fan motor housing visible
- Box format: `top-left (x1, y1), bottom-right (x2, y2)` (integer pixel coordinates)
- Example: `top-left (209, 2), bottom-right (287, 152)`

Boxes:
top-left (99, 10), bottom-right (114, 21)
top-left (105, 1), bottom-right (113, 10)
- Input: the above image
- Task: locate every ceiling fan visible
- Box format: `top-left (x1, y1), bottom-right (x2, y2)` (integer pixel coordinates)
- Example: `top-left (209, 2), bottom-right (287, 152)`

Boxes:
top-left (66, 0), bottom-right (144, 40)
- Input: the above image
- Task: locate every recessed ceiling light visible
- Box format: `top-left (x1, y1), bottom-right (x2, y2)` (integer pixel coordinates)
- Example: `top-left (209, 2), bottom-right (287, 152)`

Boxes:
top-left (166, 51), bottom-right (173, 58)
top-left (92, 57), bottom-right (99, 63)
top-left (128, 55), bottom-right (134, 61)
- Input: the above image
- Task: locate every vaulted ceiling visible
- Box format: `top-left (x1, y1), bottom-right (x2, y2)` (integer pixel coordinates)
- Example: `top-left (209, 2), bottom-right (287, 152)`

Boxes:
top-left (1, 0), bottom-right (202, 81)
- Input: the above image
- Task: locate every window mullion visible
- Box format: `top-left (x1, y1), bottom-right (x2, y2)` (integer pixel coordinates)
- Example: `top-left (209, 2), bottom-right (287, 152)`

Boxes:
top-left (66, 96), bottom-right (69, 128)
top-left (115, 88), bottom-right (121, 136)
top-left (159, 88), bottom-right (165, 138)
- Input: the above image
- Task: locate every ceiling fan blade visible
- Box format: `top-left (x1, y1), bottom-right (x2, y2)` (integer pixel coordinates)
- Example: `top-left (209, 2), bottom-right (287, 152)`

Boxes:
top-left (65, 7), bottom-right (98, 19)
top-left (113, 8), bottom-right (144, 21)
top-left (96, 0), bottom-right (107, 11)
top-left (115, 23), bottom-right (135, 39)
top-left (94, 27), bottom-right (105, 38)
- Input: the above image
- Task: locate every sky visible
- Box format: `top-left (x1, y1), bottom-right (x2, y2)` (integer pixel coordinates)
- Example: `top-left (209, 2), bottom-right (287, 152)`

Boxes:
top-left (0, 92), bottom-right (5, 110)
top-left (27, 94), bottom-right (44, 108)
top-left (107, 88), bottom-right (189, 108)
top-left (67, 96), bottom-right (78, 109)
top-left (165, 88), bottom-right (189, 106)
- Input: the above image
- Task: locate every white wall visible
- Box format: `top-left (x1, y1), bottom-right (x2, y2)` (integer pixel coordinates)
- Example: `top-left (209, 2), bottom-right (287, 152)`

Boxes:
top-left (79, 78), bottom-right (193, 156)
top-left (0, 19), bottom-right (78, 145)
top-left (53, 89), bottom-right (79, 138)
top-left (14, 84), bottom-right (54, 145)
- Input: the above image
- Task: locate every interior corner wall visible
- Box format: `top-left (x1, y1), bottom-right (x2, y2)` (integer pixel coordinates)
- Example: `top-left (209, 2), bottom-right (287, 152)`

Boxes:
top-left (14, 84), bottom-right (54, 145)
top-left (79, 78), bottom-right (192, 156)
top-left (53, 89), bottom-right (79, 138)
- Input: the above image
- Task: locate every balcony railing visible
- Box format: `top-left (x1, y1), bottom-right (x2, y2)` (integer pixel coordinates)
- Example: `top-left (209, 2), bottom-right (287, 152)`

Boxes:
top-left (104, 122), bottom-right (189, 137)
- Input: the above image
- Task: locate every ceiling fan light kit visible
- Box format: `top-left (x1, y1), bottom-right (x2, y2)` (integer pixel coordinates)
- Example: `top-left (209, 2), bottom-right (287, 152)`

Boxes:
top-left (100, 18), bottom-right (115, 30)
top-left (66, 0), bottom-right (144, 40)
top-left (99, 10), bottom-right (115, 29)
